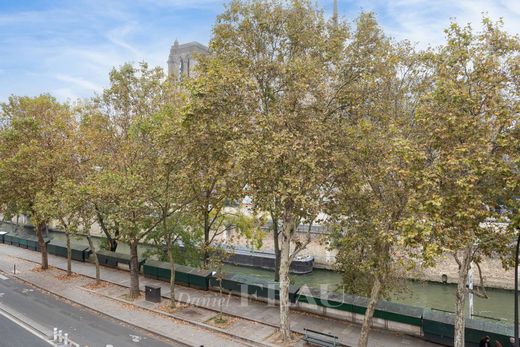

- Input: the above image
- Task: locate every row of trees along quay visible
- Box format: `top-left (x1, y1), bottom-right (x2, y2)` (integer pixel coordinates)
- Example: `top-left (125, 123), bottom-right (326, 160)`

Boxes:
top-left (0, 1), bottom-right (518, 346)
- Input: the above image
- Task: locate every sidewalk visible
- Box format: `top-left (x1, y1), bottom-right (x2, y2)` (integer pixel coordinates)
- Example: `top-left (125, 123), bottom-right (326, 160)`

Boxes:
top-left (0, 244), bottom-right (438, 347)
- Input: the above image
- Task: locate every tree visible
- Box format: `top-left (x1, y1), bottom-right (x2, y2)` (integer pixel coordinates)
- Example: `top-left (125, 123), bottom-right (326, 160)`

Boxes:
top-left (35, 180), bottom-right (79, 276)
top-left (208, 246), bottom-right (230, 323)
top-left (331, 17), bottom-right (427, 347)
top-left (182, 46), bottom-right (257, 266)
top-left (76, 101), bottom-right (124, 252)
top-left (91, 62), bottom-right (185, 298)
top-left (326, 13), bottom-right (432, 346)
top-left (204, 0), bottom-right (346, 340)
top-left (35, 178), bottom-right (99, 280)
top-left (414, 19), bottom-right (520, 347)
top-left (0, 95), bottom-right (76, 269)
top-left (146, 212), bottom-right (200, 308)
top-left (143, 93), bottom-right (195, 308)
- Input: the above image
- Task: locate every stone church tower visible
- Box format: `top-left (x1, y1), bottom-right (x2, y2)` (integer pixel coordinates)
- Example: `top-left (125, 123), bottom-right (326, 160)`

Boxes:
top-left (167, 40), bottom-right (209, 79)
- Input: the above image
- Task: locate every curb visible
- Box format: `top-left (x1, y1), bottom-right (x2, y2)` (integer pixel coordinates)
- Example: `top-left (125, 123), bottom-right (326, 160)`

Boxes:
top-left (6, 249), bottom-right (355, 346)
top-left (11, 253), bottom-right (285, 332)
top-left (0, 302), bottom-right (54, 345)
top-left (2, 270), bottom-right (193, 347)
top-left (81, 286), bottom-right (273, 347)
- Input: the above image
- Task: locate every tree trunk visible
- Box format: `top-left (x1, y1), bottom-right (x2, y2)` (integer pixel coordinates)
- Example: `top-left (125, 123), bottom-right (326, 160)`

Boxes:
top-left (36, 222), bottom-right (48, 270)
top-left (358, 275), bottom-right (383, 347)
top-left (273, 223), bottom-right (281, 282)
top-left (95, 207), bottom-right (118, 251)
top-left (203, 208), bottom-right (210, 266)
top-left (279, 212), bottom-right (294, 341)
top-left (66, 232), bottom-right (72, 276)
top-left (107, 238), bottom-right (118, 252)
top-left (167, 238), bottom-right (176, 308)
top-left (219, 276), bottom-right (224, 320)
top-left (454, 247), bottom-right (472, 347)
top-left (129, 238), bottom-right (140, 299)
top-left (87, 234), bottom-right (100, 284)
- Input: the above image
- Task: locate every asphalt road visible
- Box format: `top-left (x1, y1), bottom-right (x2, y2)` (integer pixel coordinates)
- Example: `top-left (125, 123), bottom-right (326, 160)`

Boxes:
top-left (0, 273), bottom-right (182, 347)
top-left (0, 313), bottom-right (50, 347)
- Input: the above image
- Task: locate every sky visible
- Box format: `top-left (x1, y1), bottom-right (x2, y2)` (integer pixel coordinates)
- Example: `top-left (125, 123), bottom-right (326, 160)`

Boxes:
top-left (0, 0), bottom-right (519, 103)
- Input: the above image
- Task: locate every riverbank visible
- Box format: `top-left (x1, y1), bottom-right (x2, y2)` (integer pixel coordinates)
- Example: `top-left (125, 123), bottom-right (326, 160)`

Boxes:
top-left (226, 232), bottom-right (515, 290)
top-left (5, 219), bottom-right (514, 290)
top-left (1, 221), bottom-right (513, 324)
top-left (35, 228), bottom-right (519, 323)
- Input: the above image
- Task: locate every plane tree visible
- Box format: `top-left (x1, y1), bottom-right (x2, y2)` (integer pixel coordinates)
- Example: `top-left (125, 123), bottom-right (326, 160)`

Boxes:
top-left (0, 95), bottom-right (77, 269)
top-left (89, 62), bottom-right (187, 298)
top-left (204, 0), bottom-right (347, 340)
top-left (412, 19), bottom-right (520, 347)
top-left (181, 47), bottom-right (261, 266)
top-left (327, 13), bottom-right (431, 347)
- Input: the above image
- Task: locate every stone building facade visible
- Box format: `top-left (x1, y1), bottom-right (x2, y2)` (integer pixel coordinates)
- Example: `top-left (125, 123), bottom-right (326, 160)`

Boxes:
top-left (167, 40), bottom-right (209, 78)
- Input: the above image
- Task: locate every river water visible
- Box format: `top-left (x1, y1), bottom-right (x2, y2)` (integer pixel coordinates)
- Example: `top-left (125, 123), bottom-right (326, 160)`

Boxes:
top-left (49, 231), bottom-right (513, 324)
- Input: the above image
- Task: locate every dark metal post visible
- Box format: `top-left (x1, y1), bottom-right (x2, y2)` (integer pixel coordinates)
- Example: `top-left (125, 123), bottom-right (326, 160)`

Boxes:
top-left (515, 232), bottom-right (520, 347)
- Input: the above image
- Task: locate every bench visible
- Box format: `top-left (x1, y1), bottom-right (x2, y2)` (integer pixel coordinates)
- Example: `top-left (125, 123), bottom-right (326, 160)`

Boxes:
top-left (303, 328), bottom-right (339, 347)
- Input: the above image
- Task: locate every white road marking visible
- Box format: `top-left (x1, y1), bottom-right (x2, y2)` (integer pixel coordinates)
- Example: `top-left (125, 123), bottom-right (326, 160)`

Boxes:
top-left (130, 334), bottom-right (142, 342)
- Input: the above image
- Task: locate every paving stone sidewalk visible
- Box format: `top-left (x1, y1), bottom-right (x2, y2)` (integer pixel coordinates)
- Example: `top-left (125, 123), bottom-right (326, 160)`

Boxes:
top-left (0, 244), bottom-right (438, 347)
top-left (0, 247), bottom-right (250, 347)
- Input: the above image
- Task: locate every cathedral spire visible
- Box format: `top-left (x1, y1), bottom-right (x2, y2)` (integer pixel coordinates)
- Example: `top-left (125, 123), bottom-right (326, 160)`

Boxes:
top-left (333, 0), bottom-right (338, 24)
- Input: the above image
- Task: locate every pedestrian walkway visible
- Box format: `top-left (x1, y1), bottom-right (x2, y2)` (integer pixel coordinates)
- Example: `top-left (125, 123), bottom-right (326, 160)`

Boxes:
top-left (0, 244), bottom-right (438, 347)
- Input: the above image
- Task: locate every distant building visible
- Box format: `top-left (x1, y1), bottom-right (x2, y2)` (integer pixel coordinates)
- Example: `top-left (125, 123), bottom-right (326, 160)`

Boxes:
top-left (167, 40), bottom-right (209, 79)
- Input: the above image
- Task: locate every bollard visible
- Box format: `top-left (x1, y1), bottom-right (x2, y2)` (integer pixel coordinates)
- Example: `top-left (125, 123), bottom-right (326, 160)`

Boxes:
top-left (64, 333), bottom-right (68, 345)
top-left (58, 330), bottom-right (63, 343)
top-left (53, 328), bottom-right (58, 342)
top-left (13, 264), bottom-right (16, 274)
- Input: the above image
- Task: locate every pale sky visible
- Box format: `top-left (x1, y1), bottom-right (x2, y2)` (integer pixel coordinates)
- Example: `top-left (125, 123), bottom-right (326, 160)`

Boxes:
top-left (1, 0), bottom-right (519, 102)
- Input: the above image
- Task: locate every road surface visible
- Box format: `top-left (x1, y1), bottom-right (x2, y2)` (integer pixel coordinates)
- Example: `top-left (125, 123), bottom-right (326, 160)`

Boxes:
top-left (0, 312), bottom-right (50, 347)
top-left (0, 272), bottom-right (183, 347)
